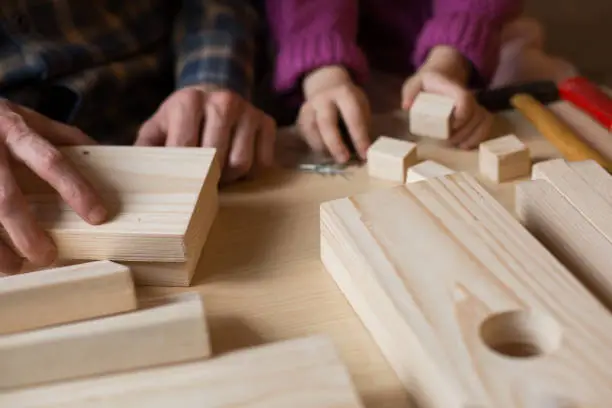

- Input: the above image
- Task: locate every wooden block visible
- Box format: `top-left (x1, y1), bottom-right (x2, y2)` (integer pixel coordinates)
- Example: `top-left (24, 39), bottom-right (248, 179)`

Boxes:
top-left (409, 92), bottom-right (455, 139)
top-left (367, 136), bottom-right (417, 183)
top-left (321, 173), bottom-right (612, 407)
top-left (0, 336), bottom-right (365, 408)
top-left (7, 146), bottom-right (220, 264)
top-left (516, 178), bottom-right (612, 310)
top-left (0, 292), bottom-right (210, 390)
top-left (479, 134), bottom-right (531, 182)
top-left (0, 261), bottom-right (136, 335)
top-left (405, 160), bottom-right (455, 184)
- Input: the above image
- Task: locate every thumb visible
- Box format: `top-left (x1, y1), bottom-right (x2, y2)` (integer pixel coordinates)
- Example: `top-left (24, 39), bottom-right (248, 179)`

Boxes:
top-left (401, 76), bottom-right (423, 110)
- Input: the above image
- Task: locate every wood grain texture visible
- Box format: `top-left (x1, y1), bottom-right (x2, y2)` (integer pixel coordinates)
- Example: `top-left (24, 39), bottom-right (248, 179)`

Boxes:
top-left (9, 146), bottom-right (220, 263)
top-left (516, 175), bottom-right (612, 310)
top-left (405, 160), bottom-right (455, 183)
top-left (321, 172), bottom-right (612, 407)
top-left (0, 260), bottom-right (136, 335)
top-left (0, 292), bottom-right (210, 390)
top-left (0, 335), bottom-right (364, 408)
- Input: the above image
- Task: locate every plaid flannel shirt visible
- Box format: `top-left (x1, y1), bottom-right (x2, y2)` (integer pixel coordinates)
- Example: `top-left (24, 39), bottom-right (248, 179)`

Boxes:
top-left (0, 0), bottom-right (258, 143)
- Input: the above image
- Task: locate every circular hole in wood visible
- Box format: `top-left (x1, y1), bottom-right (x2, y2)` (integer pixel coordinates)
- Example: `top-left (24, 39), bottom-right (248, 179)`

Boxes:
top-left (480, 310), bottom-right (562, 358)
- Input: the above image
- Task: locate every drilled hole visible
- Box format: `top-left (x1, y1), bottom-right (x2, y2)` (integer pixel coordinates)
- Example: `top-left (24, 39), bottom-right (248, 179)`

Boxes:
top-left (480, 310), bottom-right (562, 358)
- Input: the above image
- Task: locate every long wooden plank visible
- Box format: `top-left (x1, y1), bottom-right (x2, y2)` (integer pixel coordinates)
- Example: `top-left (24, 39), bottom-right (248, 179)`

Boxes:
top-left (9, 146), bottom-right (220, 263)
top-left (0, 336), bottom-right (364, 408)
top-left (0, 260), bottom-right (136, 335)
top-left (516, 178), bottom-right (612, 309)
top-left (0, 292), bottom-right (210, 390)
top-left (321, 173), bottom-right (612, 407)
top-left (531, 158), bottom-right (612, 245)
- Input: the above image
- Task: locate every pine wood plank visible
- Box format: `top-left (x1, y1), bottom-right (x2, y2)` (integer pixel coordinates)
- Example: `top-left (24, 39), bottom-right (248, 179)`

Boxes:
top-left (405, 160), bottom-right (455, 183)
top-left (321, 172), bottom-right (612, 407)
top-left (0, 260), bottom-right (136, 335)
top-left (0, 292), bottom-right (210, 390)
top-left (9, 146), bottom-right (220, 264)
top-left (0, 335), bottom-right (364, 408)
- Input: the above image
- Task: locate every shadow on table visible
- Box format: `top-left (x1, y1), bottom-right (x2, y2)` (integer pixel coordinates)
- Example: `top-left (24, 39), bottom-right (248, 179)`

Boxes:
top-left (207, 315), bottom-right (264, 355)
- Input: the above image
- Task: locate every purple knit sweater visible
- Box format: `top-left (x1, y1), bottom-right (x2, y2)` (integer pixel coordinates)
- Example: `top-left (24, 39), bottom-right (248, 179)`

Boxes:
top-left (265, 0), bottom-right (523, 96)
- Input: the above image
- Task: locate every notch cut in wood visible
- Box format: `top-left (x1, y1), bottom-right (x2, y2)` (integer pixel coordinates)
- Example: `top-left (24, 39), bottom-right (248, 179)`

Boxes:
top-left (409, 92), bottom-right (455, 139)
top-left (6, 146), bottom-right (220, 264)
top-left (321, 172), bottom-right (612, 407)
top-left (0, 260), bottom-right (136, 335)
top-left (479, 134), bottom-right (531, 182)
top-left (0, 335), bottom-right (364, 408)
top-left (367, 136), bottom-right (417, 183)
top-left (405, 160), bottom-right (455, 184)
top-left (0, 292), bottom-right (210, 390)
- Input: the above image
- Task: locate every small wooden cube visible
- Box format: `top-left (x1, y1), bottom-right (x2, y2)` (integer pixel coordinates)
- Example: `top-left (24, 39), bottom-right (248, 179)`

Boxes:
top-left (479, 134), bottom-right (531, 182)
top-left (409, 92), bottom-right (455, 139)
top-left (367, 136), bottom-right (418, 183)
top-left (405, 160), bottom-right (455, 184)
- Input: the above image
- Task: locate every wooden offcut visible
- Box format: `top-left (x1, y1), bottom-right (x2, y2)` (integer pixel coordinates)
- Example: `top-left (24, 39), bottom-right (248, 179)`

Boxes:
top-left (0, 292), bottom-right (210, 390)
top-left (478, 134), bottom-right (531, 182)
top-left (0, 260), bottom-right (136, 335)
top-left (9, 146), bottom-right (220, 264)
top-left (409, 92), bottom-right (455, 139)
top-left (367, 136), bottom-right (417, 183)
top-left (0, 336), bottom-right (364, 408)
top-left (405, 160), bottom-right (455, 183)
top-left (321, 172), bottom-right (612, 407)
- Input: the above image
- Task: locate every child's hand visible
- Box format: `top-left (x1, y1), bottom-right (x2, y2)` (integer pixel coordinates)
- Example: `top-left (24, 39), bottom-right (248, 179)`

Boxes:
top-left (402, 47), bottom-right (494, 150)
top-left (299, 66), bottom-right (371, 163)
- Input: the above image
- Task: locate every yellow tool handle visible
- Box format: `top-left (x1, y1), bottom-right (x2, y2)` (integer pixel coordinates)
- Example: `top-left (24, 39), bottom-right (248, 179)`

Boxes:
top-left (510, 93), bottom-right (612, 172)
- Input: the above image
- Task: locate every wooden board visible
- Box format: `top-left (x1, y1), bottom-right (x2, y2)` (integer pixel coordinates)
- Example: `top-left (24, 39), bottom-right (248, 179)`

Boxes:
top-left (405, 160), bottom-right (455, 183)
top-left (0, 335), bottom-right (365, 408)
top-left (0, 292), bottom-right (210, 390)
top-left (0, 260), bottom-right (136, 335)
top-left (10, 146), bottom-right (220, 264)
top-left (321, 172), bottom-right (612, 407)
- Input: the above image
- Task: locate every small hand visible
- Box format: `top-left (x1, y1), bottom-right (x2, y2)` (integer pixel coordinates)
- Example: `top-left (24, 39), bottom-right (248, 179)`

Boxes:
top-left (299, 66), bottom-right (371, 163)
top-left (136, 86), bottom-right (277, 183)
top-left (0, 100), bottom-right (107, 273)
top-left (402, 47), bottom-right (494, 150)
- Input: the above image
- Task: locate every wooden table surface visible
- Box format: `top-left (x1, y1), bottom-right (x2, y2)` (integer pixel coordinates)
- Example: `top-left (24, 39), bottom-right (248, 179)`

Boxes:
top-left (138, 105), bottom-right (562, 407)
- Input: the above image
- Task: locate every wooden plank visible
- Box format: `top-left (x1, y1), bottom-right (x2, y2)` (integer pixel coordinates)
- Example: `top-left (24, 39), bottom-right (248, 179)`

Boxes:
top-left (366, 136), bottom-right (417, 183)
top-left (409, 92), bottom-right (455, 139)
top-left (531, 159), bottom-right (612, 246)
top-left (516, 178), bottom-right (612, 310)
top-left (549, 101), bottom-right (612, 162)
top-left (405, 160), bottom-right (455, 184)
top-left (0, 292), bottom-right (210, 390)
top-left (478, 134), bottom-right (531, 182)
top-left (9, 146), bottom-right (220, 263)
top-left (0, 260), bottom-right (136, 335)
top-left (321, 173), bottom-right (612, 407)
top-left (0, 336), bottom-right (365, 408)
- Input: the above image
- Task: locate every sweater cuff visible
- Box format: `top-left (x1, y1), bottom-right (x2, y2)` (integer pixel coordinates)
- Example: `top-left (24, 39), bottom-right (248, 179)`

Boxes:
top-left (413, 13), bottom-right (500, 87)
top-left (274, 33), bottom-right (369, 94)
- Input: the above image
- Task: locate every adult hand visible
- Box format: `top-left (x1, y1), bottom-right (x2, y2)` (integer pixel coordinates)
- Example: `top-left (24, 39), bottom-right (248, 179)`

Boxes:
top-left (0, 100), bottom-right (107, 274)
top-left (136, 86), bottom-right (277, 184)
top-left (299, 66), bottom-right (371, 163)
top-left (402, 46), bottom-right (494, 150)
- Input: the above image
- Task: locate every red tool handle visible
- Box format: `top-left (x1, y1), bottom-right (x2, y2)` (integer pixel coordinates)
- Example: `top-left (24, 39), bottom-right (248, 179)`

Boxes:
top-left (558, 76), bottom-right (612, 131)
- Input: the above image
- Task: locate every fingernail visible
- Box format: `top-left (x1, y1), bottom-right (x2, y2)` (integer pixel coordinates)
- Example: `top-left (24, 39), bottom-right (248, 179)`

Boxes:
top-left (88, 205), bottom-right (108, 224)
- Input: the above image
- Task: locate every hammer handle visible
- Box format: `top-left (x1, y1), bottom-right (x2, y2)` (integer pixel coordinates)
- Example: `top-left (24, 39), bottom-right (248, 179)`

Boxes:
top-left (510, 93), bottom-right (612, 171)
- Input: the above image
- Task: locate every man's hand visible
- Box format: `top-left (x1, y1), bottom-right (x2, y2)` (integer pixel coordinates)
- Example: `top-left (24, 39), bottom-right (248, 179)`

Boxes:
top-left (136, 86), bottom-right (277, 184)
top-left (402, 46), bottom-right (494, 149)
top-left (0, 100), bottom-right (107, 274)
top-left (299, 66), bottom-right (371, 163)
